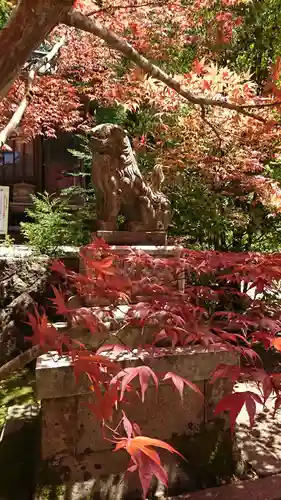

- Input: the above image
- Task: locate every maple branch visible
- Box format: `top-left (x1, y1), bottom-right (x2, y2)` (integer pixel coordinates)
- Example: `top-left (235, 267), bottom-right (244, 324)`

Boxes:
top-left (0, 0), bottom-right (73, 100)
top-left (64, 11), bottom-right (269, 122)
top-left (0, 70), bottom-right (35, 149)
top-left (0, 345), bottom-right (43, 382)
top-left (0, 37), bottom-right (65, 150)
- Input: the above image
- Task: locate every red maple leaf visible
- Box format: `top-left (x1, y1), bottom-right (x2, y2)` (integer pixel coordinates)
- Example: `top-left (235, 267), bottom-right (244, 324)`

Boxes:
top-left (271, 336), bottom-right (281, 352)
top-left (73, 351), bottom-right (121, 386)
top-left (192, 57), bottom-right (206, 76)
top-left (84, 383), bottom-right (119, 422)
top-left (210, 364), bottom-right (242, 384)
top-left (49, 286), bottom-right (71, 316)
top-left (49, 259), bottom-right (67, 276)
top-left (214, 390), bottom-right (263, 432)
top-left (25, 308), bottom-right (71, 354)
top-left (163, 372), bottom-right (203, 402)
top-left (84, 256), bottom-right (116, 278)
top-left (129, 452), bottom-right (168, 498)
top-left (111, 366), bottom-right (158, 402)
top-left (114, 436), bottom-right (184, 498)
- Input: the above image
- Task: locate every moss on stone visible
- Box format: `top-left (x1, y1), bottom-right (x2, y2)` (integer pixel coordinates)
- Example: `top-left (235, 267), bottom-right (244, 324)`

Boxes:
top-left (0, 368), bottom-right (36, 429)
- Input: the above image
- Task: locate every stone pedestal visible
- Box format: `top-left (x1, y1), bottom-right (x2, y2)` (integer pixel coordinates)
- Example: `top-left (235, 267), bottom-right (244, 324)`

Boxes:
top-left (96, 230), bottom-right (167, 246)
top-left (36, 238), bottom-right (241, 498)
top-left (36, 346), bottom-right (238, 498)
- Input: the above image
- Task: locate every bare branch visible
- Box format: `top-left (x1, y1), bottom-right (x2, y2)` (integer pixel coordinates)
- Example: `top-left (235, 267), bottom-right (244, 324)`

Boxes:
top-left (64, 11), bottom-right (270, 123)
top-left (0, 37), bottom-right (65, 149)
top-left (0, 345), bottom-right (43, 382)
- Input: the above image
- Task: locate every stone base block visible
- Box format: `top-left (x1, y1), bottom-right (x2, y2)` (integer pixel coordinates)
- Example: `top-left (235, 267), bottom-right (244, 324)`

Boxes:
top-left (96, 230), bottom-right (167, 246)
top-left (36, 347), bottom-right (239, 496)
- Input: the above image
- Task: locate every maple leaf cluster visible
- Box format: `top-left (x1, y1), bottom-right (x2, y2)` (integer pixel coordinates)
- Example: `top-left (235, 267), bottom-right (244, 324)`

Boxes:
top-left (25, 238), bottom-right (281, 496)
top-left (0, 75), bottom-right (81, 140)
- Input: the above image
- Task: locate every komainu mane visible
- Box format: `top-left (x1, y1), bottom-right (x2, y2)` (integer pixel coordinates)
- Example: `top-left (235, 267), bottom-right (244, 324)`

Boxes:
top-left (90, 123), bottom-right (170, 232)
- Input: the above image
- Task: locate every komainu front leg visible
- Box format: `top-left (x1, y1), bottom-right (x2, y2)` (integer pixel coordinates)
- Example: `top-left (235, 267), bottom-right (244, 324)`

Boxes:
top-left (98, 178), bottom-right (121, 230)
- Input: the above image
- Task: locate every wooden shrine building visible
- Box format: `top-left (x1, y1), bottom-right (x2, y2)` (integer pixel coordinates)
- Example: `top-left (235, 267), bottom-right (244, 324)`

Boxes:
top-left (0, 132), bottom-right (84, 238)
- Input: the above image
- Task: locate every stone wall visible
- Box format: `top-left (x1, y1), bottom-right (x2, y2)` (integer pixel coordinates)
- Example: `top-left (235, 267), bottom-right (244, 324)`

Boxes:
top-left (0, 246), bottom-right (79, 365)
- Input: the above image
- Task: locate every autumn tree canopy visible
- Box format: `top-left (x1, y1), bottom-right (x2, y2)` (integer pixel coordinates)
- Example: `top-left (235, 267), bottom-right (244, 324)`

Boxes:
top-left (1, 0), bottom-right (280, 134)
top-left (1, 0), bottom-right (281, 251)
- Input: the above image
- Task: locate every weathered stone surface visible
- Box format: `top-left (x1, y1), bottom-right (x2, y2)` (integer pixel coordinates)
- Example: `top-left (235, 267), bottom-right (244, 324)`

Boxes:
top-left (127, 346), bottom-right (237, 383)
top-left (205, 378), bottom-right (234, 422)
top-left (41, 397), bottom-right (77, 460)
top-left (76, 381), bottom-right (205, 457)
top-left (76, 394), bottom-right (112, 453)
top-left (0, 403), bottom-right (39, 440)
top-left (90, 123), bottom-right (170, 232)
top-left (125, 382), bottom-right (205, 438)
top-left (36, 353), bottom-right (91, 400)
top-left (36, 347), bottom-right (237, 400)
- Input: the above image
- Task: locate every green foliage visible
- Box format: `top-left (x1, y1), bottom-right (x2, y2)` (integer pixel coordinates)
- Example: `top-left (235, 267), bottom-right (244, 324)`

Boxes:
top-left (0, 369), bottom-right (35, 430)
top-left (0, 0), bottom-right (12, 29)
top-left (93, 104), bottom-right (161, 175)
top-left (166, 168), bottom-right (281, 252)
top-left (20, 192), bottom-right (94, 255)
top-left (167, 169), bottom-right (231, 250)
top-left (222, 0), bottom-right (281, 86)
top-left (158, 44), bottom-right (197, 74)
top-left (67, 132), bottom-right (92, 172)
top-left (94, 104), bottom-right (128, 127)
top-left (0, 234), bottom-right (15, 247)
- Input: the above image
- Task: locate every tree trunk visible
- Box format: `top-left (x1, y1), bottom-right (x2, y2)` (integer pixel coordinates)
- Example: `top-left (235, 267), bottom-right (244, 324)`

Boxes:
top-left (0, 0), bottom-right (73, 99)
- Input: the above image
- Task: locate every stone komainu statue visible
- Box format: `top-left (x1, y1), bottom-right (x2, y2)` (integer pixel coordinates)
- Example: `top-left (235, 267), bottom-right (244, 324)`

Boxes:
top-left (90, 123), bottom-right (170, 232)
